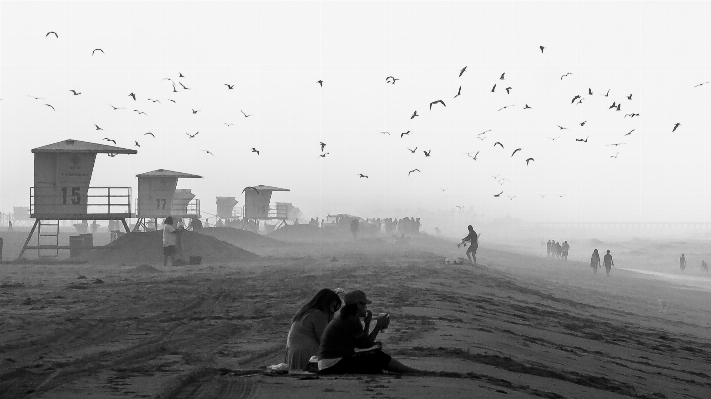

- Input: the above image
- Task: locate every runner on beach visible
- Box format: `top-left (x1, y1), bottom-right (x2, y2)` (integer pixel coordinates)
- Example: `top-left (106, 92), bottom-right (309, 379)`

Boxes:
top-left (603, 250), bottom-right (614, 276)
top-left (458, 225), bottom-right (479, 265)
top-left (590, 249), bottom-right (601, 274)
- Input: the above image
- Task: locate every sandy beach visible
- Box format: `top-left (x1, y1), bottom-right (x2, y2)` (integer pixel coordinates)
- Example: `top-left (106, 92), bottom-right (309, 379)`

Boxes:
top-left (1, 228), bottom-right (710, 398)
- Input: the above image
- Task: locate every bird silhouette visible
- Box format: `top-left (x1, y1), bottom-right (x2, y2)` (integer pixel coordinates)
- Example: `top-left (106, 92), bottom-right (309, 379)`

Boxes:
top-left (505, 87), bottom-right (512, 95)
top-left (103, 138), bottom-right (116, 144)
top-left (548, 136), bottom-right (560, 140)
top-left (672, 123), bottom-right (680, 132)
top-left (624, 129), bottom-right (635, 136)
top-left (467, 151), bottom-right (479, 160)
top-left (507, 195), bottom-right (516, 200)
top-left (558, 194), bottom-right (566, 198)
top-left (430, 100), bottom-right (446, 109)
top-left (575, 136), bottom-right (589, 142)
top-left (172, 82), bottom-right (178, 93)
top-left (179, 82), bottom-right (190, 90)
top-left (133, 110), bottom-right (147, 115)
top-left (69, 90), bottom-right (81, 95)
top-left (524, 104), bottom-right (531, 109)
top-left (109, 104), bottom-right (123, 110)
top-left (242, 186), bottom-right (260, 194)
top-left (576, 98), bottom-right (585, 105)
top-left (144, 132), bottom-right (155, 137)
top-left (478, 129), bottom-right (491, 136)
top-left (511, 148), bottom-right (522, 157)
top-left (46, 31), bottom-right (58, 38)
top-left (539, 46), bottom-right (545, 53)
top-left (500, 73), bottom-right (505, 80)
top-left (319, 153), bottom-right (329, 158)
top-left (191, 109), bottom-right (200, 114)
top-left (491, 175), bottom-right (500, 179)
top-left (92, 49), bottom-right (104, 55)
top-left (494, 142), bottom-right (504, 149)
top-left (94, 124), bottom-right (103, 130)
top-left (571, 95), bottom-right (580, 104)
top-left (557, 125), bottom-right (567, 130)
top-left (317, 80), bottom-right (323, 87)
top-left (320, 142), bottom-right (326, 151)
top-left (129, 93), bottom-right (136, 101)
top-left (385, 76), bottom-right (399, 84)
top-left (380, 132), bottom-right (390, 135)
top-left (491, 84), bottom-right (496, 92)
top-left (525, 157), bottom-right (534, 165)
top-left (616, 104), bottom-right (621, 111)
top-left (358, 174), bottom-right (368, 178)
top-left (610, 152), bottom-right (619, 158)
top-left (539, 194), bottom-right (546, 198)
top-left (134, 141), bottom-right (140, 147)
top-left (459, 66), bottom-right (467, 77)
top-left (401, 131), bottom-right (411, 138)
top-left (423, 150), bottom-right (431, 157)
top-left (251, 148), bottom-right (260, 155)
top-left (454, 86), bottom-right (462, 98)
top-left (609, 102), bottom-right (617, 109)
top-left (225, 84), bottom-right (234, 89)
top-left (693, 81), bottom-right (709, 88)
top-left (607, 143), bottom-right (626, 147)
top-left (203, 150), bottom-right (214, 156)
top-left (186, 132), bottom-right (199, 138)
top-left (494, 191), bottom-right (503, 197)
top-left (408, 169), bottom-right (420, 176)
top-left (224, 123), bottom-right (234, 126)
top-left (168, 99), bottom-right (176, 103)
top-left (241, 110), bottom-right (251, 117)
top-left (588, 88), bottom-right (593, 95)
top-left (627, 94), bottom-right (633, 100)
top-left (179, 72), bottom-right (185, 77)
top-left (498, 105), bottom-right (515, 111)
top-left (407, 147), bottom-right (417, 153)
top-left (455, 205), bottom-right (463, 209)
top-left (411, 110), bottom-right (419, 119)
top-left (580, 121), bottom-right (586, 127)
top-left (560, 73), bottom-right (572, 80)
top-left (28, 95), bottom-right (44, 100)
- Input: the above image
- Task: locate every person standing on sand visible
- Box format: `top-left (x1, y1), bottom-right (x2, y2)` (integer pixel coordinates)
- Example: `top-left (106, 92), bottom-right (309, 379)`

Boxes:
top-left (590, 249), bottom-right (601, 274)
top-left (680, 254), bottom-right (686, 271)
top-left (561, 241), bottom-right (570, 261)
top-left (603, 250), bottom-right (614, 276)
top-left (162, 217), bottom-right (178, 266)
top-left (286, 289), bottom-right (342, 372)
top-left (547, 240), bottom-right (552, 257)
top-left (317, 290), bottom-right (420, 375)
top-left (458, 225), bottom-right (479, 264)
top-left (350, 218), bottom-right (359, 240)
top-left (701, 260), bottom-right (708, 272)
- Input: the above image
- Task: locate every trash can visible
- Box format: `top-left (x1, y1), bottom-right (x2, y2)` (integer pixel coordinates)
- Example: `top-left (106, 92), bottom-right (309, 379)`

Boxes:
top-left (69, 235), bottom-right (84, 258)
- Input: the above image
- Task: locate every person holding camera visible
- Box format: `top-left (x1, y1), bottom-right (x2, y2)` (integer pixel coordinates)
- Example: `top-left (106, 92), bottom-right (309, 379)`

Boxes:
top-left (316, 290), bottom-right (420, 375)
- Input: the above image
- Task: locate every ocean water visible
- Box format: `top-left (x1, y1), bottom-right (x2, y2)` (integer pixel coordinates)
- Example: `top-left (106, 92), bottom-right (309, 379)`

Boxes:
top-left (620, 268), bottom-right (711, 292)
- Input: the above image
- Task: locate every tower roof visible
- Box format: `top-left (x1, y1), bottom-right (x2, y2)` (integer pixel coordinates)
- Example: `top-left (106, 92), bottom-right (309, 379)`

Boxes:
top-left (32, 139), bottom-right (137, 154)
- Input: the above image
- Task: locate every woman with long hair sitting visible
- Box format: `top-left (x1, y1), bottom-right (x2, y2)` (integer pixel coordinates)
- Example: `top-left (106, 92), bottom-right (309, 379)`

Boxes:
top-left (286, 289), bottom-right (342, 371)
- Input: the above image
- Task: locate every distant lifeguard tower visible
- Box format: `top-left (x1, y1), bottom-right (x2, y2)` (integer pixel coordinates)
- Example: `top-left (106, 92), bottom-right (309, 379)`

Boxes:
top-left (216, 196), bottom-right (239, 223)
top-left (241, 185), bottom-right (291, 231)
top-left (132, 169), bottom-right (202, 231)
top-left (18, 139), bottom-right (136, 259)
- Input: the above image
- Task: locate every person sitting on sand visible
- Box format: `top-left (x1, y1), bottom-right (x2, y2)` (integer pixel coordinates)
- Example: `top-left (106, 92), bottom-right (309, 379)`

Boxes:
top-left (286, 289), bottom-right (342, 372)
top-left (680, 253), bottom-right (686, 271)
top-left (317, 290), bottom-right (420, 375)
top-left (590, 249), bottom-right (601, 274)
top-left (162, 217), bottom-right (178, 266)
top-left (458, 225), bottom-right (479, 264)
top-left (603, 250), bottom-right (614, 276)
top-left (561, 241), bottom-right (570, 261)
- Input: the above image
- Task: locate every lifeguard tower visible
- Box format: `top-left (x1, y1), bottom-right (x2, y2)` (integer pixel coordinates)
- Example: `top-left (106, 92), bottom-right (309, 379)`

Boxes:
top-left (216, 196), bottom-right (239, 223)
top-left (17, 139), bottom-right (136, 259)
top-left (132, 169), bottom-right (202, 231)
top-left (241, 185), bottom-right (291, 231)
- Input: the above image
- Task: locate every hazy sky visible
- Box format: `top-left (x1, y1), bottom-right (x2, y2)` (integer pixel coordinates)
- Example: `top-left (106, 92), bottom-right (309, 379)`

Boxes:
top-left (1, 1), bottom-right (710, 224)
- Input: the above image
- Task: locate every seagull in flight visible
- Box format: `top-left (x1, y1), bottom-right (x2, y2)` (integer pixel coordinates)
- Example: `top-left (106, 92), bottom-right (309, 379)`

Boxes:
top-left (610, 152), bottom-right (619, 159)
top-left (109, 104), bottom-right (124, 110)
top-left (103, 138), bottom-right (116, 144)
top-left (407, 147), bottom-right (418, 153)
top-left (478, 129), bottom-right (491, 136)
top-left (494, 141), bottom-right (504, 148)
top-left (624, 129), bottom-right (635, 136)
top-left (505, 87), bottom-right (512, 95)
top-left (579, 121), bottom-right (587, 127)
top-left (498, 104), bottom-right (515, 111)
top-left (401, 131), bottom-right (411, 138)
top-left (179, 72), bottom-right (185, 77)
top-left (548, 136), bottom-right (560, 141)
top-left (491, 84), bottom-right (496, 92)
top-left (186, 131), bottom-right (199, 138)
top-left (525, 157), bottom-right (534, 165)
top-left (251, 148), bottom-right (260, 155)
top-left (144, 132), bottom-right (155, 137)
top-left (224, 123), bottom-right (234, 126)
top-left (672, 123), bottom-right (681, 132)
top-left (225, 84), bottom-right (234, 89)
top-left (172, 82), bottom-right (178, 93)
top-left (609, 101), bottom-right (617, 109)
top-left (179, 82), bottom-right (190, 90)
top-left (408, 169), bottom-right (420, 176)
top-left (560, 72), bottom-right (572, 80)
top-left (168, 99), bottom-right (176, 103)
top-left (69, 90), bottom-right (81, 95)
top-left (129, 92), bottom-right (136, 101)
top-left (693, 81), bottom-right (709, 88)
top-left (500, 72), bottom-right (506, 80)
top-left (539, 194), bottom-right (546, 198)
top-left (28, 95), bottom-right (45, 100)
top-left (604, 89), bottom-right (610, 97)
top-left (430, 100), bottom-right (446, 109)
top-left (358, 174), bottom-right (369, 178)
top-left (46, 31), bottom-right (58, 38)
top-left (467, 151), bottom-right (479, 160)
top-left (94, 124), bottom-right (103, 130)
top-left (508, 195), bottom-right (516, 200)
top-left (588, 88), bottom-right (593, 95)
top-left (571, 95), bottom-right (580, 104)
top-left (454, 86), bottom-right (462, 98)
top-left (459, 66), bottom-right (467, 77)
top-left (203, 150), bottom-right (214, 156)
top-left (320, 142), bottom-right (326, 151)
top-left (385, 76), bottom-right (399, 84)
top-left (494, 191), bottom-right (503, 197)
top-left (557, 125), bottom-right (567, 130)
top-left (133, 110), bottom-right (147, 115)
top-left (455, 205), bottom-right (464, 209)
top-left (423, 150), bottom-right (431, 157)
top-left (134, 141), bottom-right (140, 147)
top-left (539, 46), bottom-right (545, 53)
top-left (607, 143), bottom-right (626, 147)
top-left (627, 94), bottom-right (633, 100)
top-left (511, 148), bottom-right (522, 157)
top-left (575, 136), bottom-right (589, 142)
top-left (524, 104), bottom-right (531, 109)
top-left (241, 110), bottom-right (251, 117)
top-left (380, 132), bottom-right (390, 135)
top-left (317, 80), bottom-right (323, 87)
top-left (319, 153), bottom-right (330, 158)
top-left (92, 49), bottom-right (104, 55)
top-left (191, 109), bottom-right (200, 114)
top-left (242, 186), bottom-right (260, 194)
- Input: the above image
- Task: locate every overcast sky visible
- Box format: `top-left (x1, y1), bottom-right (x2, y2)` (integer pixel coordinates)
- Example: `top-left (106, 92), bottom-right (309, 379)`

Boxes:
top-left (1, 1), bottom-right (710, 225)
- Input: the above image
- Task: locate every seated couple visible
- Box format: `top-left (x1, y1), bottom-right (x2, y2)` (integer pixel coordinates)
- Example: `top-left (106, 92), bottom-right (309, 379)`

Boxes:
top-left (286, 289), bottom-right (419, 374)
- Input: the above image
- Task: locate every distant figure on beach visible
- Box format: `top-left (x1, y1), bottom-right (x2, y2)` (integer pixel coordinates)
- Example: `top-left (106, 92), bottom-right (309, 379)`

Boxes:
top-left (701, 260), bottom-right (708, 272)
top-left (91, 220), bottom-right (99, 234)
top-left (7, 220), bottom-right (12, 232)
top-left (561, 241), bottom-right (570, 261)
top-left (317, 290), bottom-right (420, 375)
top-left (680, 254), bottom-right (686, 271)
top-left (350, 218), bottom-right (359, 239)
top-left (162, 217), bottom-right (177, 266)
top-left (554, 241), bottom-right (561, 258)
top-left (458, 225), bottom-right (479, 264)
top-left (590, 249), bottom-right (601, 273)
top-left (603, 250), bottom-right (614, 276)
top-left (286, 289), bottom-right (342, 372)
top-left (546, 240), bottom-right (552, 257)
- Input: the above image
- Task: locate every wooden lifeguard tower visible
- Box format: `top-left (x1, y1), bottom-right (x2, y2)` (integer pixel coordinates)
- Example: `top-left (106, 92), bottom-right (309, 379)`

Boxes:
top-left (18, 139), bottom-right (136, 259)
top-left (216, 197), bottom-right (239, 223)
top-left (132, 169), bottom-right (202, 231)
top-left (241, 185), bottom-right (291, 231)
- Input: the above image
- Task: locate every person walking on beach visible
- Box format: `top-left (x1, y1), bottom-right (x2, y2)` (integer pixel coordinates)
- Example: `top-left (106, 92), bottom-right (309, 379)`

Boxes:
top-left (458, 225), bottom-right (479, 264)
top-left (603, 250), bottom-right (614, 276)
top-left (162, 217), bottom-right (178, 266)
top-left (679, 254), bottom-right (686, 271)
top-left (561, 241), bottom-right (570, 261)
top-left (590, 249), bottom-right (601, 274)
top-left (546, 240), bottom-right (552, 257)
top-left (701, 260), bottom-right (708, 272)
top-left (350, 218), bottom-right (359, 240)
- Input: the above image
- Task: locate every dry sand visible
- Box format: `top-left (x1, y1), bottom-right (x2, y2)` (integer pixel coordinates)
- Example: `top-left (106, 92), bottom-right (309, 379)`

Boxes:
top-left (0, 230), bottom-right (710, 398)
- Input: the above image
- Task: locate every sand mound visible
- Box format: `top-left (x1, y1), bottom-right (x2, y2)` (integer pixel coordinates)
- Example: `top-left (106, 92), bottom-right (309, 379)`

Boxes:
top-left (129, 264), bottom-right (163, 273)
top-left (76, 231), bottom-right (259, 265)
top-left (267, 224), bottom-right (348, 242)
top-left (198, 227), bottom-right (281, 248)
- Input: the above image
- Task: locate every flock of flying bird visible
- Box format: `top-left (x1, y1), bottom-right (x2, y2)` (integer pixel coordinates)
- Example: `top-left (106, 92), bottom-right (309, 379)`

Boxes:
top-left (19, 31), bottom-right (711, 203)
